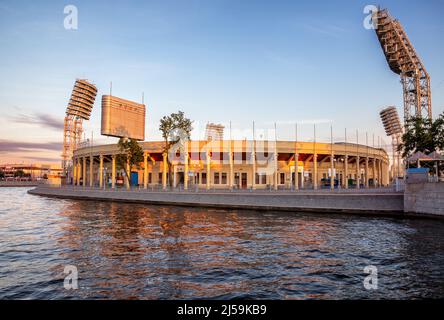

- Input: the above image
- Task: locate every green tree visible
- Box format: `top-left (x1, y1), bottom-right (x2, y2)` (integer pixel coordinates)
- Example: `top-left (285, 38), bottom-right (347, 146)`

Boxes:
top-left (0, 170), bottom-right (5, 179)
top-left (433, 112), bottom-right (444, 151)
top-left (159, 111), bottom-right (193, 187)
top-left (14, 169), bottom-right (25, 178)
top-left (116, 138), bottom-right (144, 189)
top-left (399, 114), bottom-right (444, 158)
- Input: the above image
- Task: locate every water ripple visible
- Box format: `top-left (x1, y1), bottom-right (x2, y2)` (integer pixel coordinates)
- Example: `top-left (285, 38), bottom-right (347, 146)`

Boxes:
top-left (0, 187), bottom-right (443, 299)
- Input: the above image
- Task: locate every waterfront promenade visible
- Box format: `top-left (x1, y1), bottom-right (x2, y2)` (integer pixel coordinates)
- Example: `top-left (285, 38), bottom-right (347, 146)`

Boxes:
top-left (29, 185), bottom-right (404, 216)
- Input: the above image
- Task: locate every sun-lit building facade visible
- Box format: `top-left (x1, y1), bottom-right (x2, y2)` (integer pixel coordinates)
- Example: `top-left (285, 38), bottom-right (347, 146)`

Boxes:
top-left (71, 140), bottom-right (390, 190)
top-left (0, 163), bottom-right (62, 181)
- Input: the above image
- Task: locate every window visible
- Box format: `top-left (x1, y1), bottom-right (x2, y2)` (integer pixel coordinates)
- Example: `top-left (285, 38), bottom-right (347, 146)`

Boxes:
top-left (158, 172), bottom-right (168, 183)
top-left (148, 172), bottom-right (152, 184)
top-left (261, 174), bottom-right (267, 185)
top-left (255, 173), bottom-right (267, 185)
top-left (214, 172), bottom-right (220, 184)
top-left (201, 172), bottom-right (207, 184)
top-left (221, 172), bottom-right (227, 184)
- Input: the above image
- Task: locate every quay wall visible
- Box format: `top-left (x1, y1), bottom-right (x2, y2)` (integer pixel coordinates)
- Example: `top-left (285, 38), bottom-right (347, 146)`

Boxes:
top-left (0, 181), bottom-right (40, 187)
top-left (28, 186), bottom-right (405, 216)
top-left (404, 182), bottom-right (444, 217)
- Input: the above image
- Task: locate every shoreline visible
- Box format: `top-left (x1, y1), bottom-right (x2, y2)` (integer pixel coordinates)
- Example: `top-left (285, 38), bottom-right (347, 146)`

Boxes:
top-left (0, 182), bottom-right (40, 188)
top-left (26, 185), bottom-right (436, 220)
top-left (26, 186), bottom-right (444, 220)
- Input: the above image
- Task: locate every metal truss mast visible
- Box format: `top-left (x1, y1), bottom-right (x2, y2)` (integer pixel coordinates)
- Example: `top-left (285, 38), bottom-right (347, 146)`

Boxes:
top-left (62, 79), bottom-right (97, 178)
top-left (374, 9), bottom-right (432, 122)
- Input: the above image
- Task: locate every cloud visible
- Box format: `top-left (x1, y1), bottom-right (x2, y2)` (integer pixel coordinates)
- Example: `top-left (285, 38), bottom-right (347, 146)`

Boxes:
top-left (264, 119), bottom-right (333, 125)
top-left (21, 156), bottom-right (60, 163)
top-left (303, 23), bottom-right (348, 38)
top-left (11, 112), bottom-right (64, 130)
top-left (0, 140), bottom-right (62, 153)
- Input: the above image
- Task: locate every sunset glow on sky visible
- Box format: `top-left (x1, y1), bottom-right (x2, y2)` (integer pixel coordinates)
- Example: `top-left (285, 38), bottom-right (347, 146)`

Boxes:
top-left (0, 0), bottom-right (443, 165)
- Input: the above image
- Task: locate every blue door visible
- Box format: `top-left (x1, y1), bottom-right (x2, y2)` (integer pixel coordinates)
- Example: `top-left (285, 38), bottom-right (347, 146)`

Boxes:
top-left (130, 172), bottom-right (138, 186)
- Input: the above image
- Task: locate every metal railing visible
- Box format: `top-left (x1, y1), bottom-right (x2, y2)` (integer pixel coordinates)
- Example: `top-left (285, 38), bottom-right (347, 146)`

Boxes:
top-left (40, 182), bottom-right (401, 194)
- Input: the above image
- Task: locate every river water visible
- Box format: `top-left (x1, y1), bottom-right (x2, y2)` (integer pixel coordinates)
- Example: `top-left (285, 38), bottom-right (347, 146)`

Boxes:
top-left (0, 187), bottom-right (443, 299)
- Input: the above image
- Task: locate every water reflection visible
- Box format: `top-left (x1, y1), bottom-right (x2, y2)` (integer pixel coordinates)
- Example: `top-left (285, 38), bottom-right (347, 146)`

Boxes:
top-left (0, 187), bottom-right (444, 299)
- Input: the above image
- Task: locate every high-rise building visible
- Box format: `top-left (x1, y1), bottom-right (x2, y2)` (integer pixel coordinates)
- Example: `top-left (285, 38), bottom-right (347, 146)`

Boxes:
top-left (205, 123), bottom-right (224, 141)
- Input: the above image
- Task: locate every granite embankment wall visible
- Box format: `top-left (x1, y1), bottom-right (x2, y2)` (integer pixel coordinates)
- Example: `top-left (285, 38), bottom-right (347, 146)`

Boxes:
top-left (0, 181), bottom-right (40, 187)
top-left (28, 186), bottom-right (404, 216)
top-left (404, 182), bottom-right (444, 217)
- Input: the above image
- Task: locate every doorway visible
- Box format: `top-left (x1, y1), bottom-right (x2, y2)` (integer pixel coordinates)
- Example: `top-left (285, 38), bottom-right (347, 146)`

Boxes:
top-left (291, 172), bottom-right (303, 188)
top-left (234, 172), bottom-right (240, 189)
top-left (241, 172), bottom-right (248, 189)
top-left (177, 172), bottom-right (184, 187)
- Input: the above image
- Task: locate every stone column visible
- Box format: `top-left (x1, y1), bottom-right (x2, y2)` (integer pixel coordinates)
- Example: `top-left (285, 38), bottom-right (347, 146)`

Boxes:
top-left (313, 154), bottom-right (318, 190)
top-left (99, 155), bottom-right (103, 188)
top-left (82, 157), bottom-right (86, 187)
top-left (330, 154), bottom-right (335, 190)
top-left (252, 149), bottom-right (256, 190)
top-left (274, 151), bottom-right (278, 190)
top-left (173, 165), bottom-right (177, 188)
top-left (73, 158), bottom-right (77, 185)
top-left (143, 152), bottom-right (148, 189)
top-left (294, 153), bottom-right (299, 191)
top-left (365, 157), bottom-right (369, 188)
top-left (206, 150), bottom-right (211, 190)
top-left (75, 159), bottom-right (79, 185)
top-left (379, 159), bottom-right (383, 186)
top-left (184, 147), bottom-right (189, 191)
top-left (229, 150), bottom-right (234, 190)
top-left (111, 155), bottom-right (116, 189)
top-left (300, 167), bottom-right (304, 189)
top-left (344, 155), bottom-right (349, 189)
top-left (356, 156), bottom-right (360, 189)
top-left (372, 157), bottom-right (376, 188)
top-left (162, 152), bottom-right (167, 190)
top-left (78, 158), bottom-right (82, 186)
top-left (89, 155), bottom-right (94, 187)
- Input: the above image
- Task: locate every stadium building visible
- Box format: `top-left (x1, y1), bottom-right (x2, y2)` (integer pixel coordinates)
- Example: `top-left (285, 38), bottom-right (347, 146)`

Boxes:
top-left (72, 140), bottom-right (389, 190)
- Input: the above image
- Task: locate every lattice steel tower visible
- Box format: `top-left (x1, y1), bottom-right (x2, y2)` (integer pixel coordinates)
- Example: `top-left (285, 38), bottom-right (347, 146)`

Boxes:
top-left (374, 9), bottom-right (432, 122)
top-left (62, 79), bottom-right (97, 178)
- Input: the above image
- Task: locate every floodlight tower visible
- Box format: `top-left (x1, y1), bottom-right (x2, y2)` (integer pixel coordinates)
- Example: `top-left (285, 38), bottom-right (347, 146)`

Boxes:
top-left (380, 106), bottom-right (403, 179)
top-left (62, 79), bottom-right (97, 180)
top-left (373, 9), bottom-right (432, 123)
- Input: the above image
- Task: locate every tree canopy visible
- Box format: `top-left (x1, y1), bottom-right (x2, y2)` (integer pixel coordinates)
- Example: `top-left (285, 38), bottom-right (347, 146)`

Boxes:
top-left (116, 138), bottom-right (144, 188)
top-left (159, 111), bottom-right (193, 149)
top-left (14, 169), bottom-right (25, 178)
top-left (399, 113), bottom-right (444, 158)
top-left (159, 111), bottom-right (193, 187)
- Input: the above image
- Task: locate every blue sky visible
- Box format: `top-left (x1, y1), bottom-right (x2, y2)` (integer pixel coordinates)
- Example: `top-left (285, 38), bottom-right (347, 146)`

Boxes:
top-left (0, 0), bottom-right (443, 163)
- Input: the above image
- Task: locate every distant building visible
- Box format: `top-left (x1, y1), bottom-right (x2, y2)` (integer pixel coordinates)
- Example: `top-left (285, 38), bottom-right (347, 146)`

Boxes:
top-left (205, 123), bottom-right (224, 141)
top-left (0, 163), bottom-right (62, 182)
